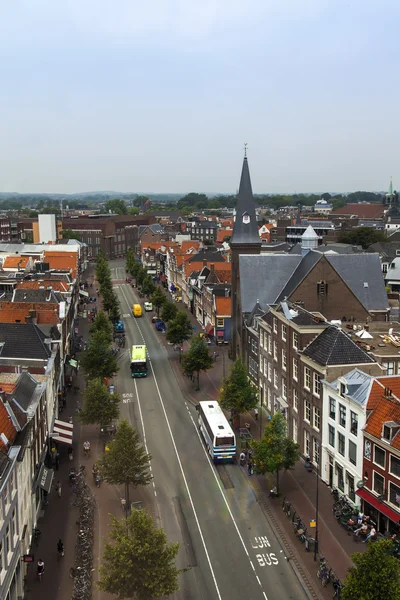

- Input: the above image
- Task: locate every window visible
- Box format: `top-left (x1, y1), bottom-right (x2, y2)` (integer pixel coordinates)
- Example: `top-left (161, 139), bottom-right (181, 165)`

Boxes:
top-left (293, 359), bottom-right (298, 381)
top-left (383, 361), bottom-right (395, 376)
top-left (339, 404), bottom-right (346, 427)
top-left (313, 407), bottom-right (321, 430)
top-left (273, 318), bottom-right (277, 333)
top-left (313, 373), bottom-right (321, 396)
top-left (349, 440), bottom-right (357, 466)
top-left (274, 369), bottom-right (278, 389)
top-left (260, 356), bottom-right (264, 373)
top-left (390, 455), bottom-right (400, 478)
top-left (304, 430), bottom-right (310, 456)
top-left (373, 471), bottom-right (385, 497)
top-left (260, 330), bottom-right (264, 349)
top-left (304, 367), bottom-right (311, 390)
top-left (383, 425), bottom-right (392, 441)
top-left (317, 281), bottom-right (328, 296)
top-left (263, 359), bottom-right (268, 377)
top-left (338, 433), bottom-right (345, 456)
top-left (268, 363), bottom-right (272, 382)
top-left (329, 397), bottom-right (336, 420)
top-left (5, 526), bottom-right (10, 555)
top-left (329, 425), bottom-right (335, 447)
top-left (337, 464), bottom-right (344, 491)
top-left (11, 510), bottom-right (16, 540)
top-left (251, 339), bottom-right (257, 355)
top-left (293, 418), bottom-right (298, 443)
top-left (347, 473), bottom-right (355, 502)
top-left (374, 446), bottom-right (386, 468)
top-left (305, 399), bottom-right (311, 422)
top-left (273, 342), bottom-right (278, 361)
top-left (0, 542), bottom-right (2, 572)
top-left (267, 387), bottom-right (272, 410)
top-left (282, 349), bottom-right (287, 371)
top-left (268, 336), bottom-right (272, 355)
top-left (389, 482), bottom-right (400, 507)
top-left (293, 331), bottom-right (298, 350)
top-left (293, 389), bottom-right (299, 412)
top-left (313, 438), bottom-right (320, 464)
top-left (3, 484), bottom-right (8, 507)
top-left (217, 318), bottom-right (224, 327)
top-left (248, 357), bottom-right (258, 380)
top-left (350, 411), bottom-right (358, 435)
top-left (282, 324), bottom-right (287, 341)
top-left (282, 379), bottom-right (287, 400)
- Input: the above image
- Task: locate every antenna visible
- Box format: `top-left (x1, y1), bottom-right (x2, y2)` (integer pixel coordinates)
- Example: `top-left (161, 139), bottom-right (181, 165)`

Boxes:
top-left (244, 142), bottom-right (248, 158)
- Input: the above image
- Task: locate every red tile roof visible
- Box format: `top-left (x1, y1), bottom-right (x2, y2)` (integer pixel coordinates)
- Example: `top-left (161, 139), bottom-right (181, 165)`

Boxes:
top-left (216, 229), bottom-right (233, 244)
top-left (332, 204), bottom-right (385, 219)
top-left (3, 256), bottom-right (30, 269)
top-left (0, 400), bottom-right (17, 450)
top-left (44, 251), bottom-right (78, 278)
top-left (16, 280), bottom-right (70, 292)
top-left (215, 296), bottom-right (231, 316)
top-left (365, 377), bottom-right (400, 451)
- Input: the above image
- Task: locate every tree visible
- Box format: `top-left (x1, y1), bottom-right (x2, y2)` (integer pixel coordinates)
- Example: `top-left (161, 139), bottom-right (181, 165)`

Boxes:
top-left (127, 207), bottom-right (140, 215)
top-left (80, 330), bottom-right (119, 380)
top-left (136, 266), bottom-right (147, 287)
top-left (90, 310), bottom-right (113, 342)
top-left (133, 194), bottom-right (150, 208)
top-left (338, 227), bottom-right (387, 249)
top-left (219, 359), bottom-right (258, 422)
top-left (251, 411), bottom-right (300, 494)
top-left (161, 300), bottom-right (178, 323)
top-left (61, 228), bottom-right (81, 241)
top-left (341, 539), bottom-right (400, 600)
top-left (79, 379), bottom-right (120, 426)
top-left (166, 311), bottom-right (193, 346)
top-left (181, 336), bottom-right (214, 390)
top-left (141, 275), bottom-right (155, 297)
top-left (98, 509), bottom-right (186, 600)
top-left (151, 287), bottom-right (166, 316)
top-left (97, 420), bottom-right (152, 507)
top-left (102, 287), bottom-right (121, 321)
top-left (126, 248), bottom-right (136, 274)
top-left (105, 199), bottom-right (128, 215)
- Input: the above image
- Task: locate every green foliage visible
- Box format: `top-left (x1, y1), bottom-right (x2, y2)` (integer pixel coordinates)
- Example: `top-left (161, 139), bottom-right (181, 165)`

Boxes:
top-left (97, 420), bottom-right (152, 497)
top-left (105, 198), bottom-right (128, 215)
top-left (90, 310), bottom-right (113, 342)
top-left (133, 195), bottom-right (150, 208)
top-left (151, 287), bottom-right (166, 316)
top-left (177, 192), bottom-right (209, 210)
top-left (80, 330), bottom-right (119, 380)
top-left (79, 379), bottom-right (120, 426)
top-left (96, 252), bottom-right (111, 286)
top-left (141, 275), bottom-right (155, 297)
top-left (342, 539), bottom-right (400, 600)
top-left (181, 336), bottom-right (214, 390)
top-left (130, 262), bottom-right (142, 279)
top-left (166, 311), bottom-right (193, 346)
top-left (126, 248), bottom-right (136, 274)
top-left (98, 509), bottom-right (186, 600)
top-left (61, 228), bottom-right (81, 241)
top-left (136, 267), bottom-right (147, 286)
top-left (161, 300), bottom-right (178, 323)
top-left (128, 207), bottom-right (140, 215)
top-left (219, 359), bottom-right (258, 418)
top-left (338, 227), bottom-right (387, 249)
top-left (251, 411), bottom-right (300, 493)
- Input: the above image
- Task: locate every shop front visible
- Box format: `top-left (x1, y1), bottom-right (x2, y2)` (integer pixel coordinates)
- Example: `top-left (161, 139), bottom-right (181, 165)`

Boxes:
top-left (356, 487), bottom-right (400, 535)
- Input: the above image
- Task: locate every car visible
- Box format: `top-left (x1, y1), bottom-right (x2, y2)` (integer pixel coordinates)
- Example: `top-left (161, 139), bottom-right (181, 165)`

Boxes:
top-left (155, 320), bottom-right (166, 332)
top-left (152, 315), bottom-right (160, 323)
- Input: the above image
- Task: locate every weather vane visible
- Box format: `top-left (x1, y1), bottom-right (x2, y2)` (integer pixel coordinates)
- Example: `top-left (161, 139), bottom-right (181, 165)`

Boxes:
top-left (244, 142), bottom-right (248, 158)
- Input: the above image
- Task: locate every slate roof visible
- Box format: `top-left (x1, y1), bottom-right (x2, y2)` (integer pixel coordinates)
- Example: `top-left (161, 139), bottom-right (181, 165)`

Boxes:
top-left (0, 323), bottom-right (51, 360)
top-left (12, 289), bottom-right (61, 303)
top-left (231, 157), bottom-right (262, 247)
top-left (12, 372), bottom-right (40, 412)
top-left (277, 251), bottom-right (322, 302)
top-left (277, 301), bottom-right (328, 327)
top-left (303, 326), bottom-right (375, 366)
top-left (328, 368), bottom-right (372, 407)
top-left (367, 242), bottom-right (400, 262)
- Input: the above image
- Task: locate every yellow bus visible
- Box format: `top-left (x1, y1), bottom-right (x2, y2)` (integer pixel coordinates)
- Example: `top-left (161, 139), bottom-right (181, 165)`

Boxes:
top-left (130, 345), bottom-right (147, 377)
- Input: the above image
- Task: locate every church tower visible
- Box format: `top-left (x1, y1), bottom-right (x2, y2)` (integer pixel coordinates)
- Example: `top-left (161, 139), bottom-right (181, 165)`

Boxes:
top-left (231, 148), bottom-right (262, 360)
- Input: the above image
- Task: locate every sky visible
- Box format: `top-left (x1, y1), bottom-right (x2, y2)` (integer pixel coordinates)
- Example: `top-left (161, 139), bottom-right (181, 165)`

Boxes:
top-left (0, 0), bottom-right (399, 195)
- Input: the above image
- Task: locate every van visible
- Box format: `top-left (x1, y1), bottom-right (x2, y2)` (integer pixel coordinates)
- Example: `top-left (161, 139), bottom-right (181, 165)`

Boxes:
top-left (144, 302), bottom-right (153, 312)
top-left (133, 304), bottom-right (142, 317)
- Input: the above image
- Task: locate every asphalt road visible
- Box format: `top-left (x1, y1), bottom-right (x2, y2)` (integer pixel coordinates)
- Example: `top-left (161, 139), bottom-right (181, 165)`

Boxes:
top-left (111, 262), bottom-right (308, 600)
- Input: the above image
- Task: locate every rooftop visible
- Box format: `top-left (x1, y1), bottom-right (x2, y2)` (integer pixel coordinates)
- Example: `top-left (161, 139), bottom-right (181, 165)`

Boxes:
top-left (0, 323), bottom-right (52, 360)
top-left (303, 326), bottom-right (375, 366)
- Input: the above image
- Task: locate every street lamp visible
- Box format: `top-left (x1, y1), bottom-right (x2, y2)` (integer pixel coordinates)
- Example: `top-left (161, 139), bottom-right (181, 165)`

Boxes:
top-left (314, 447), bottom-right (320, 561)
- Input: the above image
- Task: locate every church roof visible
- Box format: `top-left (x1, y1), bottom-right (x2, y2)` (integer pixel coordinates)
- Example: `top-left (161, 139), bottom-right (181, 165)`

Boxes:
top-left (230, 156), bottom-right (262, 247)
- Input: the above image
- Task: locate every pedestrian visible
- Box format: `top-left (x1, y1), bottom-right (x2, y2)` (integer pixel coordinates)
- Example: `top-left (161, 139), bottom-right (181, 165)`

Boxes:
top-left (68, 446), bottom-right (73, 461)
top-left (254, 408), bottom-right (259, 421)
top-left (248, 461), bottom-right (253, 476)
top-left (239, 451), bottom-right (246, 466)
top-left (57, 539), bottom-right (64, 557)
top-left (55, 481), bottom-right (62, 497)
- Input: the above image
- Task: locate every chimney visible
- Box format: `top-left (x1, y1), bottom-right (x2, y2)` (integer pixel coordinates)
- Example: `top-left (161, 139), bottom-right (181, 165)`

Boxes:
top-left (203, 259), bottom-right (207, 266)
top-left (210, 263), bottom-right (215, 271)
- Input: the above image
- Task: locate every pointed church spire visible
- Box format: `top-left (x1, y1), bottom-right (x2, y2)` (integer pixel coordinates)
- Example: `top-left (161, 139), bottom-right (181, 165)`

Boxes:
top-left (230, 148), bottom-right (262, 247)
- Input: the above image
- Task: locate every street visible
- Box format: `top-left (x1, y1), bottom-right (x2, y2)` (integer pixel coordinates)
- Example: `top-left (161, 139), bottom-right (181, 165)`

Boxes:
top-left (111, 262), bottom-right (308, 600)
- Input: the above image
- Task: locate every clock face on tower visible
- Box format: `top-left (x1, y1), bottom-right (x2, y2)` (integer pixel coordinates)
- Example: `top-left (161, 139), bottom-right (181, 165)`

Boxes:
top-left (242, 213), bottom-right (250, 224)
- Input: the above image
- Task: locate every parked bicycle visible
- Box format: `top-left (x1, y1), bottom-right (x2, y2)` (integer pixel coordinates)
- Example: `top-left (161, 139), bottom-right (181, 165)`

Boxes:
top-left (317, 558), bottom-right (330, 587)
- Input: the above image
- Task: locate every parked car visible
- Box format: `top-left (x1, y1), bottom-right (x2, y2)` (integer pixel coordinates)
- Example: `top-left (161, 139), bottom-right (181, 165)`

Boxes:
top-left (152, 315), bottom-right (160, 323)
top-left (155, 319), bottom-right (166, 332)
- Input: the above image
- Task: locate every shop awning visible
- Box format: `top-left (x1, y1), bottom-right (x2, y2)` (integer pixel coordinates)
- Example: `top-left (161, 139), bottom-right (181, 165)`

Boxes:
top-left (356, 487), bottom-right (400, 524)
top-left (205, 323), bottom-right (214, 335)
top-left (51, 419), bottom-right (73, 445)
top-left (217, 330), bottom-right (225, 337)
top-left (79, 290), bottom-right (89, 297)
top-left (146, 270), bottom-right (157, 275)
top-left (37, 464), bottom-right (54, 493)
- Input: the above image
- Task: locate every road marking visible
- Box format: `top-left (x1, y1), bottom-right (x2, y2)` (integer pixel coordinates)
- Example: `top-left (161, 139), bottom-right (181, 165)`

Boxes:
top-left (122, 313), bottom-right (131, 318)
top-left (133, 378), bottom-right (157, 501)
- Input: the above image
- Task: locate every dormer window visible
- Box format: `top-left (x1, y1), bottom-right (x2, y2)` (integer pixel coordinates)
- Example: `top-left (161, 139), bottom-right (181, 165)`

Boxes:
top-left (382, 421), bottom-right (400, 443)
top-left (383, 425), bottom-right (391, 441)
top-left (340, 382), bottom-right (347, 398)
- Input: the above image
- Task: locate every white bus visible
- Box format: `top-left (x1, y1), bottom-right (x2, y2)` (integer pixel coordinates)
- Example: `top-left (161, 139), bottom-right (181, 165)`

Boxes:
top-left (197, 401), bottom-right (236, 463)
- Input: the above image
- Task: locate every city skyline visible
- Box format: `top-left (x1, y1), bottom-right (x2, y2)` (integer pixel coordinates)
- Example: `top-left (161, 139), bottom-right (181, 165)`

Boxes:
top-left (1, 0), bottom-right (399, 194)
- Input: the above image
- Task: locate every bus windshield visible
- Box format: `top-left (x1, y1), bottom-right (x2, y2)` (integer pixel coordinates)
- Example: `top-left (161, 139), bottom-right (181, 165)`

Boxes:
top-left (216, 436), bottom-right (235, 446)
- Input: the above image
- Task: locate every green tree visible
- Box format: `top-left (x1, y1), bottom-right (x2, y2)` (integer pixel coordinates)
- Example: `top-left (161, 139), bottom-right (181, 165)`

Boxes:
top-left (105, 199), bottom-right (128, 214)
top-left (136, 266), bottom-right (147, 287)
top-left (79, 379), bottom-right (120, 426)
top-left (161, 300), bottom-right (178, 322)
top-left (128, 207), bottom-right (140, 215)
top-left (181, 336), bottom-right (214, 390)
top-left (165, 311), bottom-right (193, 346)
top-left (61, 228), bottom-right (81, 241)
top-left (341, 539), bottom-right (400, 600)
top-left (102, 288), bottom-right (121, 322)
top-left (338, 227), bottom-right (387, 249)
top-left (126, 248), bottom-right (136, 274)
top-left (80, 330), bottom-right (119, 380)
top-left (151, 287), bottom-right (166, 316)
top-left (97, 420), bottom-right (151, 507)
top-left (96, 252), bottom-right (111, 285)
top-left (219, 359), bottom-right (258, 422)
top-left (90, 310), bottom-right (113, 342)
top-left (133, 194), bottom-right (150, 208)
top-left (130, 261), bottom-right (142, 279)
top-left (98, 509), bottom-right (186, 600)
top-left (141, 275), bottom-right (155, 297)
top-left (251, 411), bottom-right (300, 494)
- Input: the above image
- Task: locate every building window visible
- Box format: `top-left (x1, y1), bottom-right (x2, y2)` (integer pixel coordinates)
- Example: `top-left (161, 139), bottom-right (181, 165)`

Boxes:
top-left (282, 379), bottom-right (287, 400)
top-left (3, 484), bottom-right (8, 507)
top-left (373, 471), bottom-right (385, 497)
top-left (329, 397), bottom-right (336, 420)
top-left (251, 339), bottom-right (257, 355)
top-left (11, 510), bottom-right (16, 540)
top-left (293, 389), bottom-right (299, 412)
top-left (268, 363), bottom-right (272, 382)
top-left (329, 425), bottom-right (335, 447)
top-left (313, 407), bottom-right (321, 430)
top-left (260, 330), bottom-right (264, 348)
top-left (304, 399), bottom-right (311, 422)
top-left (304, 430), bottom-right (310, 457)
top-left (389, 482), bottom-right (400, 507)
top-left (337, 464), bottom-right (344, 491)
top-left (260, 356), bottom-right (264, 373)
top-left (313, 373), bottom-right (321, 397)
top-left (374, 446), bottom-right (386, 468)
top-left (293, 331), bottom-right (298, 350)
top-left (347, 473), bottom-right (355, 502)
top-left (282, 349), bottom-right (287, 371)
top-left (264, 359), bottom-right (268, 377)
top-left (383, 361), bottom-right (395, 376)
top-left (390, 455), bottom-right (400, 478)
top-left (293, 418), bottom-right (298, 443)
top-left (293, 358), bottom-right (298, 381)
top-left (282, 324), bottom-right (287, 341)
top-left (348, 440), bottom-right (357, 466)
top-left (339, 404), bottom-right (346, 427)
top-left (350, 411), bottom-right (358, 435)
top-left (313, 438), bottom-right (320, 464)
top-left (268, 336), bottom-right (272, 355)
top-left (267, 387), bottom-right (272, 410)
top-left (248, 357), bottom-right (258, 380)
top-left (217, 318), bottom-right (224, 327)
top-left (304, 367), bottom-right (311, 390)
top-left (5, 526), bottom-right (10, 555)
top-left (273, 369), bottom-right (278, 389)
top-left (317, 281), bottom-right (328, 296)
top-left (0, 542), bottom-right (2, 572)
top-left (383, 425), bottom-right (392, 441)
top-left (338, 433), bottom-right (345, 456)
top-left (273, 318), bottom-right (277, 333)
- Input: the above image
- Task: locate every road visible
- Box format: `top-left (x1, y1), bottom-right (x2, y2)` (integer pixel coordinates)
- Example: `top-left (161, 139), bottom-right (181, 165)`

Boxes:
top-left (111, 262), bottom-right (308, 600)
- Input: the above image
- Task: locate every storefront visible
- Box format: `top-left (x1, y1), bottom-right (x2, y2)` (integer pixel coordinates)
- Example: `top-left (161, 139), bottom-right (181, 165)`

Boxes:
top-left (356, 487), bottom-right (400, 535)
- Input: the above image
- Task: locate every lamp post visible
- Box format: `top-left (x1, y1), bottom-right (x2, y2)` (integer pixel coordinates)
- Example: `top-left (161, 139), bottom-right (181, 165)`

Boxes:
top-left (314, 446), bottom-right (320, 561)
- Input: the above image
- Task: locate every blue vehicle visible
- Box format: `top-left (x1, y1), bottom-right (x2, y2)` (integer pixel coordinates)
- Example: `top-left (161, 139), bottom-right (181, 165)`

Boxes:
top-left (114, 320), bottom-right (124, 333)
top-left (155, 319), bottom-right (166, 333)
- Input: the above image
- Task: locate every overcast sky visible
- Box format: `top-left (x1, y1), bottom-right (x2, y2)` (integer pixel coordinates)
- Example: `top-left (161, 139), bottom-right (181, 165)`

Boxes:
top-left (0, 0), bottom-right (399, 194)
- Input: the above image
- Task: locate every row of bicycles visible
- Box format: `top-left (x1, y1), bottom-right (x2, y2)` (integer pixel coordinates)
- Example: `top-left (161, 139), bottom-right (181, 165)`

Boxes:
top-left (282, 497), bottom-right (344, 598)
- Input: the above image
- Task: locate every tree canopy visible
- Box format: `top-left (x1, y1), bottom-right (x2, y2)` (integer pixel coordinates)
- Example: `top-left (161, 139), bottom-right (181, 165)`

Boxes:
top-left (98, 509), bottom-right (186, 600)
top-left (105, 199), bottom-right (128, 214)
top-left (151, 287), bottom-right (166, 316)
top-left (219, 359), bottom-right (258, 419)
top-left (79, 379), bottom-right (120, 426)
top-left (165, 311), bottom-right (193, 346)
top-left (90, 310), bottom-right (113, 342)
top-left (338, 226), bottom-right (387, 249)
top-left (141, 275), bottom-right (155, 297)
top-left (61, 228), bottom-right (81, 241)
top-left (161, 300), bottom-right (178, 323)
top-left (80, 329), bottom-right (119, 380)
top-left (181, 336), bottom-right (214, 390)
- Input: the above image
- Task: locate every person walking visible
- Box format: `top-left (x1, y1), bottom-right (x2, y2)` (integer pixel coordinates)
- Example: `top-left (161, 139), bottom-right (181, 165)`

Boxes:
top-left (254, 408), bottom-right (259, 421)
top-left (55, 481), bottom-right (62, 498)
top-left (57, 539), bottom-right (64, 558)
top-left (37, 559), bottom-right (45, 581)
top-left (248, 461), bottom-right (253, 476)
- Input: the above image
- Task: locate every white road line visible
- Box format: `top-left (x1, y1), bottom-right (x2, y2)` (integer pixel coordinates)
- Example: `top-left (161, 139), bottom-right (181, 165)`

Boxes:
top-left (133, 377), bottom-right (158, 500)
